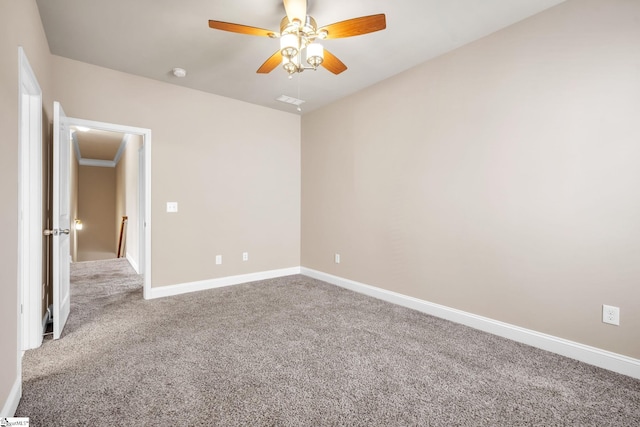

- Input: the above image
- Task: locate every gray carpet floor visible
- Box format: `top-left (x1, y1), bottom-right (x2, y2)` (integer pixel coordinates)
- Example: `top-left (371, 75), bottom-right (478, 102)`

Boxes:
top-left (17, 258), bottom-right (640, 426)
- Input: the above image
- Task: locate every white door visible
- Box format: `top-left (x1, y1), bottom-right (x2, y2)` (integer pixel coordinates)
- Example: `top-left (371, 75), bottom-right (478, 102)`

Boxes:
top-left (52, 101), bottom-right (71, 339)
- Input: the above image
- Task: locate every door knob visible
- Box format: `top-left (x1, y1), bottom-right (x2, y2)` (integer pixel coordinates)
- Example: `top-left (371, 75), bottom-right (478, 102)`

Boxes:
top-left (44, 229), bottom-right (70, 236)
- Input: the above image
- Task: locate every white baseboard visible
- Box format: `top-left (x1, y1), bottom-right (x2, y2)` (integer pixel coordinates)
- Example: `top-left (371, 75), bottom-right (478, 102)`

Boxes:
top-left (148, 267), bottom-right (301, 299)
top-left (126, 253), bottom-right (139, 274)
top-left (301, 267), bottom-right (640, 380)
top-left (1, 375), bottom-right (21, 417)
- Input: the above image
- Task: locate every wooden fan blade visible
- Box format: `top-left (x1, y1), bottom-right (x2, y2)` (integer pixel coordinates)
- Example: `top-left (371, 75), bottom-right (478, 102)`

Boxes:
top-left (321, 49), bottom-right (347, 75)
top-left (283, 0), bottom-right (307, 23)
top-left (319, 14), bottom-right (386, 39)
top-left (257, 50), bottom-right (283, 74)
top-left (208, 20), bottom-right (276, 37)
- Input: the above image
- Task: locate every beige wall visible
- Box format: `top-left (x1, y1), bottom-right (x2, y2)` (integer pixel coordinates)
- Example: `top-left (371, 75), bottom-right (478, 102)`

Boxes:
top-left (0, 0), bottom-right (52, 412)
top-left (52, 55), bottom-right (301, 287)
top-left (77, 166), bottom-right (116, 261)
top-left (301, 0), bottom-right (640, 359)
top-left (115, 152), bottom-right (125, 256)
top-left (115, 134), bottom-right (141, 266)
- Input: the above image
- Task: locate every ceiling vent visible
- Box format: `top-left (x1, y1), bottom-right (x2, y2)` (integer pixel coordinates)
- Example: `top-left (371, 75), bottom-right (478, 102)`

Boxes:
top-left (276, 95), bottom-right (305, 106)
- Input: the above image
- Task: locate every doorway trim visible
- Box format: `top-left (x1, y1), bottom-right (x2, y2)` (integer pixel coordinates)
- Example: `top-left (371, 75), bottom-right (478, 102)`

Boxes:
top-left (18, 47), bottom-right (43, 353)
top-left (68, 117), bottom-right (152, 299)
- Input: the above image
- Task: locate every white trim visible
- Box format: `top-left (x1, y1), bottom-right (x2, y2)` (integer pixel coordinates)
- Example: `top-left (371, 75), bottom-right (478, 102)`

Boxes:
top-left (78, 158), bottom-right (116, 168)
top-left (143, 129), bottom-right (152, 300)
top-left (301, 268), bottom-right (640, 380)
top-left (70, 117), bottom-right (149, 135)
top-left (148, 267), bottom-right (301, 299)
top-left (113, 134), bottom-right (129, 165)
top-left (0, 375), bottom-right (21, 417)
top-left (126, 252), bottom-right (140, 274)
top-left (72, 131), bottom-right (81, 162)
top-left (137, 145), bottom-right (145, 278)
top-left (18, 46), bottom-right (43, 352)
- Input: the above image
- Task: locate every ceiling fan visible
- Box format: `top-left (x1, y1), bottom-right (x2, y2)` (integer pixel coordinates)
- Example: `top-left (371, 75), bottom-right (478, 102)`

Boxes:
top-left (208, 0), bottom-right (386, 76)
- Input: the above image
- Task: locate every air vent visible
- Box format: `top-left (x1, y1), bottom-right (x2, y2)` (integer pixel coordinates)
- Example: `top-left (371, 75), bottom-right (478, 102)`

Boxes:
top-left (276, 95), bottom-right (305, 106)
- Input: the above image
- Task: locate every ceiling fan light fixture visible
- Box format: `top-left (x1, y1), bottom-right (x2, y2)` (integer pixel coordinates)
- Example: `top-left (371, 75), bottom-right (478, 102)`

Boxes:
top-left (208, 3), bottom-right (386, 77)
top-left (283, 60), bottom-right (297, 74)
top-left (306, 43), bottom-right (324, 68)
top-left (302, 16), bottom-right (317, 36)
top-left (283, 54), bottom-right (301, 75)
top-left (280, 33), bottom-right (299, 58)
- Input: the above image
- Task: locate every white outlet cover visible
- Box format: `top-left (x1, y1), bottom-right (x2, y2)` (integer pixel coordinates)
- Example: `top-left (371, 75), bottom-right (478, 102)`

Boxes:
top-left (242, 252), bottom-right (249, 261)
top-left (334, 253), bottom-right (341, 264)
top-left (602, 304), bottom-right (620, 326)
top-left (215, 255), bottom-right (222, 265)
top-left (166, 202), bottom-right (178, 213)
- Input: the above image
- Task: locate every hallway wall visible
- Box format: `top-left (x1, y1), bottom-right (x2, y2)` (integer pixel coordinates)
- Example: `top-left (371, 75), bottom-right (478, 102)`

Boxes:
top-left (115, 134), bottom-right (142, 268)
top-left (77, 165), bottom-right (117, 261)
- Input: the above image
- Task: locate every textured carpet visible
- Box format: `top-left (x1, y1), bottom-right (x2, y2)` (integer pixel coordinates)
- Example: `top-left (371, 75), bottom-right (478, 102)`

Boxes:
top-left (17, 259), bottom-right (640, 426)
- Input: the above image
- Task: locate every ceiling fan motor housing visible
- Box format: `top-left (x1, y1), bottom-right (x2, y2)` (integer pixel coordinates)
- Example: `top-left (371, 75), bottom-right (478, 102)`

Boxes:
top-left (280, 15), bottom-right (320, 47)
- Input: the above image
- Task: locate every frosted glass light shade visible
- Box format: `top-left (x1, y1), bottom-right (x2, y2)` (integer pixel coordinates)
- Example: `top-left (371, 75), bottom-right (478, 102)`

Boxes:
top-left (306, 43), bottom-right (323, 67)
top-left (280, 33), bottom-right (299, 58)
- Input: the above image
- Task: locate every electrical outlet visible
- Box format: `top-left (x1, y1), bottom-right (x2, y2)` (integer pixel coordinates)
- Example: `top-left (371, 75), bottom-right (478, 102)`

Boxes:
top-left (242, 252), bottom-right (248, 261)
top-left (215, 255), bottom-right (222, 265)
top-left (166, 202), bottom-right (178, 213)
top-left (602, 304), bottom-right (620, 326)
top-left (334, 253), bottom-right (341, 264)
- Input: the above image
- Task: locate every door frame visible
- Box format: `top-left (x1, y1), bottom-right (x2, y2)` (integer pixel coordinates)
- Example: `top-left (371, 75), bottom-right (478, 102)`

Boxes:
top-left (20, 98), bottom-right (154, 347)
top-left (18, 47), bottom-right (43, 352)
top-left (138, 145), bottom-right (146, 275)
top-left (69, 117), bottom-right (152, 299)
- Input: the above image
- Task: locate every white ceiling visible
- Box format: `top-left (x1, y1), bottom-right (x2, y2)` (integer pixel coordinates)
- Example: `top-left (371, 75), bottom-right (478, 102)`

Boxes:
top-left (36, 0), bottom-right (565, 115)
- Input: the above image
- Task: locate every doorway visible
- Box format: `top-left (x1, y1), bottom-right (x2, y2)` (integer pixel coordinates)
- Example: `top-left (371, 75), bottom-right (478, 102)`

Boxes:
top-left (66, 117), bottom-right (152, 299)
top-left (21, 108), bottom-right (153, 350)
top-left (72, 129), bottom-right (136, 264)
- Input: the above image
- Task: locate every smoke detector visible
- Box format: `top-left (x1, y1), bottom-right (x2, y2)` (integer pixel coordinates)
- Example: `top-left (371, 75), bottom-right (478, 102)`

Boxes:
top-left (172, 67), bottom-right (187, 78)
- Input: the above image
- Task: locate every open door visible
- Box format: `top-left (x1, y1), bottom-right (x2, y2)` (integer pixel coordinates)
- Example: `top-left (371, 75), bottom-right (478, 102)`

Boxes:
top-left (50, 101), bottom-right (71, 339)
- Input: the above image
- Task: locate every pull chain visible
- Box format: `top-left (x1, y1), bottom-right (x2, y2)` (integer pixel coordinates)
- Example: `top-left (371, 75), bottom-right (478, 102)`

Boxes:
top-left (297, 72), bottom-right (302, 112)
